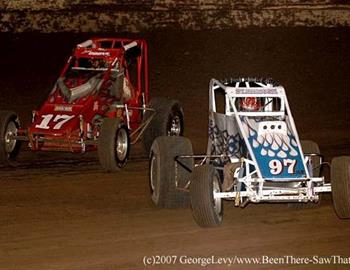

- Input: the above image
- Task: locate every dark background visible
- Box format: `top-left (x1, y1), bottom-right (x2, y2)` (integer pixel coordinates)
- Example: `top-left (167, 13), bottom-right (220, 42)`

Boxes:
top-left (1, 28), bottom-right (349, 157)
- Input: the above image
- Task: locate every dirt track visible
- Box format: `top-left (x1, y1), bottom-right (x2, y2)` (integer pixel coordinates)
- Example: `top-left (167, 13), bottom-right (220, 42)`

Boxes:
top-left (0, 28), bottom-right (349, 269)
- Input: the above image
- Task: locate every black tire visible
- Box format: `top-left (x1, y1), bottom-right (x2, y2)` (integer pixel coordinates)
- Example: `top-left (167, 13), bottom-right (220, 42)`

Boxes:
top-left (0, 110), bottom-right (21, 164)
top-left (288, 140), bottom-right (322, 209)
top-left (331, 156), bottom-right (350, 219)
top-left (190, 164), bottom-right (223, 227)
top-left (149, 136), bottom-right (193, 208)
top-left (143, 97), bottom-right (184, 153)
top-left (98, 118), bottom-right (130, 172)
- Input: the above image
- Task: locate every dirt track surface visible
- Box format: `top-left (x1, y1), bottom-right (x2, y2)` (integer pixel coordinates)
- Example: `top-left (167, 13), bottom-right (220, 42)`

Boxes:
top-left (0, 28), bottom-right (349, 269)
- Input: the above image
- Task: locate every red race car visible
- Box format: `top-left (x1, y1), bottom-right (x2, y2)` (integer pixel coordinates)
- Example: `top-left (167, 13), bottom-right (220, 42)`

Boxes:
top-left (0, 38), bottom-right (184, 171)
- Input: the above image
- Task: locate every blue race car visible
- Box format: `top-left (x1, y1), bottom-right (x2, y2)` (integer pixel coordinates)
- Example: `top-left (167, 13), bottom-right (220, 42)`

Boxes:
top-left (149, 78), bottom-right (350, 227)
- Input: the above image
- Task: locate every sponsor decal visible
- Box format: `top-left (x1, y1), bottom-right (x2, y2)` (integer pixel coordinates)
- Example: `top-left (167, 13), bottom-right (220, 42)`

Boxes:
top-left (82, 50), bottom-right (110, 57)
top-left (236, 88), bottom-right (277, 95)
top-left (54, 105), bottom-right (73, 112)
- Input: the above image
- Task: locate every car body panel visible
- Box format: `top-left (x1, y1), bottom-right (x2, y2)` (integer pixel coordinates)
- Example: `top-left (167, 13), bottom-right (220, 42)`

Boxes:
top-left (208, 79), bottom-right (309, 181)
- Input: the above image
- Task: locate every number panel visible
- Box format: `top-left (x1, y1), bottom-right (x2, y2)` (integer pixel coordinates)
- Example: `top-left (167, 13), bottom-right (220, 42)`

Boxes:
top-left (35, 114), bottom-right (75, 130)
top-left (269, 159), bottom-right (297, 175)
top-left (240, 116), bottom-right (307, 179)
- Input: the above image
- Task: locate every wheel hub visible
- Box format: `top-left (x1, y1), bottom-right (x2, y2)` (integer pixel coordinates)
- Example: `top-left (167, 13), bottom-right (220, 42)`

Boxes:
top-left (168, 115), bottom-right (181, 136)
top-left (150, 154), bottom-right (157, 193)
top-left (116, 128), bottom-right (128, 161)
top-left (213, 175), bottom-right (222, 216)
top-left (5, 121), bottom-right (17, 153)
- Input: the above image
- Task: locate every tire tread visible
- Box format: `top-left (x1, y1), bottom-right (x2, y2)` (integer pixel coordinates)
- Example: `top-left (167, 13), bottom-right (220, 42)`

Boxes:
top-left (332, 156), bottom-right (350, 218)
top-left (150, 136), bottom-right (193, 208)
top-left (190, 165), bottom-right (222, 227)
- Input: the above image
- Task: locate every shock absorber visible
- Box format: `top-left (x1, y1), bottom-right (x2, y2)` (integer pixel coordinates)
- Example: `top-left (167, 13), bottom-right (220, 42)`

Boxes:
top-left (79, 115), bottom-right (86, 152)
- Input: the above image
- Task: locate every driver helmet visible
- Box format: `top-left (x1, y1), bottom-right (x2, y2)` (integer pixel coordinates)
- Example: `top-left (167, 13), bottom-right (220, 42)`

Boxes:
top-left (240, 97), bottom-right (261, 111)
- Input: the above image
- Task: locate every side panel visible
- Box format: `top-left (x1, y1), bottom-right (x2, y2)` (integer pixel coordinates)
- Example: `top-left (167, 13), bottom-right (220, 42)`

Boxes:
top-left (207, 112), bottom-right (243, 165)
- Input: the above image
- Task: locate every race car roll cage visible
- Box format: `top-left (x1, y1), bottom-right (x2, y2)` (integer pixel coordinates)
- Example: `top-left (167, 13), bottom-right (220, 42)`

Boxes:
top-left (63, 38), bottom-right (156, 146)
top-left (11, 38), bottom-right (157, 151)
top-left (174, 79), bottom-right (331, 206)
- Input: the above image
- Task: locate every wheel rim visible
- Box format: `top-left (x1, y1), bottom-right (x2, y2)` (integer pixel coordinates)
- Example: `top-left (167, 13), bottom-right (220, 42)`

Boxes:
top-left (116, 128), bottom-right (128, 161)
top-left (5, 121), bottom-right (17, 153)
top-left (167, 115), bottom-right (182, 136)
top-left (150, 154), bottom-right (157, 194)
top-left (213, 174), bottom-right (222, 217)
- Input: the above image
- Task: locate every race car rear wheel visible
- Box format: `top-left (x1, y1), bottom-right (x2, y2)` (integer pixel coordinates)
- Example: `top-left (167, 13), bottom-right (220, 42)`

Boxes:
top-left (0, 110), bottom-right (21, 164)
top-left (143, 97), bottom-right (184, 153)
top-left (98, 118), bottom-right (130, 172)
top-left (190, 164), bottom-right (223, 227)
top-left (288, 140), bottom-right (322, 209)
top-left (149, 136), bottom-right (193, 208)
top-left (331, 156), bottom-right (350, 219)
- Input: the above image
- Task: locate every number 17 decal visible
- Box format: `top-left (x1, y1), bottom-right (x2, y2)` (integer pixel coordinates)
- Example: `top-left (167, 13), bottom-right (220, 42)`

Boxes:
top-left (35, 114), bottom-right (75, 130)
top-left (269, 159), bottom-right (297, 175)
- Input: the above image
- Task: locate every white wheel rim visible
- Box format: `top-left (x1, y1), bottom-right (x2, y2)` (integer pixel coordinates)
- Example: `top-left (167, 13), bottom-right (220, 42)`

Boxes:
top-left (168, 115), bottom-right (181, 136)
top-left (213, 174), bottom-right (222, 216)
top-left (150, 154), bottom-right (157, 193)
top-left (150, 153), bottom-right (160, 202)
top-left (5, 121), bottom-right (17, 153)
top-left (116, 128), bottom-right (128, 161)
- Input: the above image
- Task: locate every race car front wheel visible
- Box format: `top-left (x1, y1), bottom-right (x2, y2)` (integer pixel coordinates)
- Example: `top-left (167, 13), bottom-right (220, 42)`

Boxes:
top-left (331, 156), bottom-right (350, 219)
top-left (149, 136), bottom-right (193, 208)
top-left (0, 110), bottom-right (21, 164)
top-left (190, 164), bottom-right (223, 227)
top-left (98, 118), bottom-right (130, 172)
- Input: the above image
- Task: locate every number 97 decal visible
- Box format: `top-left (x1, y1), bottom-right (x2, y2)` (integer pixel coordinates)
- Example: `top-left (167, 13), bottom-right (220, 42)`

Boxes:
top-left (269, 159), bottom-right (296, 175)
